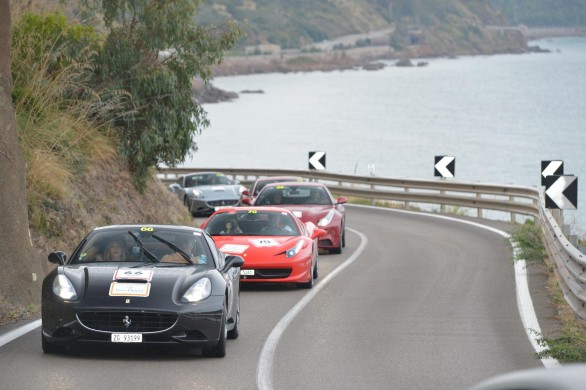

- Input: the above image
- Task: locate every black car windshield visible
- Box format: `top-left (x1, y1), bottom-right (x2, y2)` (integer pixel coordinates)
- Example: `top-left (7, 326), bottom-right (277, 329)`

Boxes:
top-left (256, 185), bottom-right (332, 206)
top-left (205, 211), bottom-right (300, 236)
top-left (185, 173), bottom-right (233, 187)
top-left (70, 227), bottom-right (214, 268)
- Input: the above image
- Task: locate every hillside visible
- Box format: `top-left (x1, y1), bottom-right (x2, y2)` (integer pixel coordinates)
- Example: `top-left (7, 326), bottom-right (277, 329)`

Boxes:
top-left (197, 0), bottom-right (522, 54)
top-left (491, 0), bottom-right (586, 27)
top-left (0, 157), bottom-right (196, 324)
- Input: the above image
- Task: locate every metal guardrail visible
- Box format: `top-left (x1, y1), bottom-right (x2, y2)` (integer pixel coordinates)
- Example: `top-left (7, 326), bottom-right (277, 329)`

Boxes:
top-left (539, 202), bottom-right (586, 320)
top-left (157, 167), bottom-right (541, 221)
top-left (157, 167), bottom-right (585, 319)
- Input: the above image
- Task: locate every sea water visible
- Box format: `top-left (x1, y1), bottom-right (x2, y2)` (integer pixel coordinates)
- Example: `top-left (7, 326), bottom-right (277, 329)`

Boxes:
top-left (182, 37), bottom-right (586, 234)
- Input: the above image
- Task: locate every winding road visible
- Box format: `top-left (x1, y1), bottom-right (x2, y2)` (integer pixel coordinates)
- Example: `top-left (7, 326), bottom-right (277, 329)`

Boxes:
top-left (0, 206), bottom-right (553, 389)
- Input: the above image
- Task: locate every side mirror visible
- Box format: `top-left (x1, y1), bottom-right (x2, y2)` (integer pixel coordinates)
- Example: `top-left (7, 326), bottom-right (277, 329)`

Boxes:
top-left (336, 197), bottom-right (347, 204)
top-left (311, 228), bottom-right (327, 240)
top-left (223, 255), bottom-right (245, 272)
top-left (48, 251), bottom-right (67, 265)
top-left (241, 198), bottom-right (251, 205)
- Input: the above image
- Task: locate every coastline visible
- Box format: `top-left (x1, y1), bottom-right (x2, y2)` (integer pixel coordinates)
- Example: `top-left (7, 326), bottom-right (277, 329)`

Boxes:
top-left (193, 26), bottom-right (586, 103)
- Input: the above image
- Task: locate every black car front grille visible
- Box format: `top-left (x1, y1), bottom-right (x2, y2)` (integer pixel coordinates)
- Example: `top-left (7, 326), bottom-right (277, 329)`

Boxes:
top-left (77, 311), bottom-right (177, 333)
top-left (208, 199), bottom-right (239, 207)
top-left (242, 268), bottom-right (292, 279)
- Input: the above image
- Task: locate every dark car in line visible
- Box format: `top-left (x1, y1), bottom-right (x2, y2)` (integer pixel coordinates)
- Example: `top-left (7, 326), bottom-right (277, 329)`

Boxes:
top-left (41, 224), bottom-right (244, 357)
top-left (239, 176), bottom-right (304, 206)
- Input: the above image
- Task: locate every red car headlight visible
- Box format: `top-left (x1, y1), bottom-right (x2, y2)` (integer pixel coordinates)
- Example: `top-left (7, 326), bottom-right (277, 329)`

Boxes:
top-left (318, 210), bottom-right (335, 227)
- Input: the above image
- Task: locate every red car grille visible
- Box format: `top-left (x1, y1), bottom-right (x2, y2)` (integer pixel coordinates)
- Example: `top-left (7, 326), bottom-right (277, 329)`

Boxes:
top-left (208, 199), bottom-right (239, 207)
top-left (242, 268), bottom-right (292, 279)
top-left (77, 311), bottom-right (177, 333)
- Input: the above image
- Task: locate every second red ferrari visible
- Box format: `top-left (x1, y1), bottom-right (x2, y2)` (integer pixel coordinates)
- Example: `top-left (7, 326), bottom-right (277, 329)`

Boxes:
top-left (201, 207), bottom-right (325, 289)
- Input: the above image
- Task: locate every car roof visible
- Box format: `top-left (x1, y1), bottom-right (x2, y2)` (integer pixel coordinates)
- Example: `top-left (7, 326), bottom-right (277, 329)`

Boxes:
top-left (255, 176), bottom-right (303, 183)
top-left (93, 224), bottom-right (204, 233)
top-left (261, 181), bottom-right (328, 189)
top-left (209, 206), bottom-right (295, 215)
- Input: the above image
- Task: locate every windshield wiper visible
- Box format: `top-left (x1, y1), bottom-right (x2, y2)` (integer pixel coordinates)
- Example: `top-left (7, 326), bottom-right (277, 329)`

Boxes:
top-left (128, 231), bottom-right (159, 263)
top-left (152, 234), bottom-right (194, 264)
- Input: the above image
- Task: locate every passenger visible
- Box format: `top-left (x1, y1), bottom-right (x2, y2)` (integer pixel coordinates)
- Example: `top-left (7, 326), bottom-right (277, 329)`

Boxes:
top-left (221, 220), bottom-right (242, 235)
top-left (161, 236), bottom-right (207, 264)
top-left (308, 189), bottom-right (324, 204)
top-left (100, 238), bottom-right (127, 262)
top-left (263, 213), bottom-right (294, 234)
top-left (271, 191), bottom-right (283, 204)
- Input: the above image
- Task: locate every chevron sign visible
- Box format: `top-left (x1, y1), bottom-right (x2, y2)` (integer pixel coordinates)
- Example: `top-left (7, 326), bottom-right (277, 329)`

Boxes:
top-left (308, 151), bottom-right (326, 170)
top-left (545, 175), bottom-right (578, 210)
top-left (541, 160), bottom-right (564, 186)
top-left (434, 156), bottom-right (455, 178)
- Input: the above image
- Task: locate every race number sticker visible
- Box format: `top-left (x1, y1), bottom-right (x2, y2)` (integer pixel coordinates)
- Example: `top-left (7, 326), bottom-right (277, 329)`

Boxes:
top-left (109, 282), bottom-right (151, 297)
top-left (113, 269), bottom-right (154, 281)
top-left (292, 211), bottom-right (303, 218)
top-left (250, 239), bottom-right (281, 248)
top-left (220, 244), bottom-right (249, 254)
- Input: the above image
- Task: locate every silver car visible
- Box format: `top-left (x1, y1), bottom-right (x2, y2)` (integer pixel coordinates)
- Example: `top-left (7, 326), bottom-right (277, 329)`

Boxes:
top-left (169, 172), bottom-right (246, 217)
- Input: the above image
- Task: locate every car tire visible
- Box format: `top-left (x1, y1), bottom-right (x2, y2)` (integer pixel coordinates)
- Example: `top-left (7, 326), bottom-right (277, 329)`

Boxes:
top-left (330, 240), bottom-right (342, 255)
top-left (297, 264), bottom-right (314, 289)
top-left (203, 308), bottom-right (227, 358)
top-left (42, 334), bottom-right (65, 354)
top-left (313, 255), bottom-right (319, 279)
top-left (227, 302), bottom-right (239, 340)
top-left (341, 227), bottom-right (346, 248)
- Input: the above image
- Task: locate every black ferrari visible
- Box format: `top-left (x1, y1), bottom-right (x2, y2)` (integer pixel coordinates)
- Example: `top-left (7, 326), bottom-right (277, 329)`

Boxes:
top-left (41, 225), bottom-right (244, 357)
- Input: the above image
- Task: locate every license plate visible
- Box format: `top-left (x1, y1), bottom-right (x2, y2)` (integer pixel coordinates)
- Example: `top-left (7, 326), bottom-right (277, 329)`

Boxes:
top-left (111, 333), bottom-right (142, 343)
top-left (240, 269), bottom-right (255, 276)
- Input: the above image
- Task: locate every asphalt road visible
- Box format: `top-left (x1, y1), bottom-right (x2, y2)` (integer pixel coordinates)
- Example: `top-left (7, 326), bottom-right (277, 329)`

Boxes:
top-left (0, 206), bottom-right (546, 390)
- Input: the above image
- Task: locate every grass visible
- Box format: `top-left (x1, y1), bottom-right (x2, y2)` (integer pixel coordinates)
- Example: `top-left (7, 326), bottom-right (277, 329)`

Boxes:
top-left (510, 221), bottom-right (586, 362)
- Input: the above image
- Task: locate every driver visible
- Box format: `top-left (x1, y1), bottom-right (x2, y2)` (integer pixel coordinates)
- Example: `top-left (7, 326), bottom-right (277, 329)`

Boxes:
top-left (161, 236), bottom-right (207, 264)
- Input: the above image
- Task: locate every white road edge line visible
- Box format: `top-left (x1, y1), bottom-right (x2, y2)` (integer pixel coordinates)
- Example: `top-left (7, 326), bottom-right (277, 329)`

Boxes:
top-left (350, 204), bottom-right (560, 369)
top-left (1, 205), bottom-right (560, 375)
top-left (0, 319), bottom-right (41, 348)
top-left (256, 227), bottom-right (368, 390)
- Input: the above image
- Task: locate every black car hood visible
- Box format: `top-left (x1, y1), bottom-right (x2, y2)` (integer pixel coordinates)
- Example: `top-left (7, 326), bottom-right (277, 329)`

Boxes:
top-left (63, 264), bottom-right (208, 306)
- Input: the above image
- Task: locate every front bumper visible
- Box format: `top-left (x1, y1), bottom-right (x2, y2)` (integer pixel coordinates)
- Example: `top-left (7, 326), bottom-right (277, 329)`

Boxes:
top-left (239, 256), bottom-right (311, 284)
top-left (42, 295), bottom-right (225, 348)
top-left (317, 225), bottom-right (341, 249)
top-left (187, 197), bottom-right (239, 215)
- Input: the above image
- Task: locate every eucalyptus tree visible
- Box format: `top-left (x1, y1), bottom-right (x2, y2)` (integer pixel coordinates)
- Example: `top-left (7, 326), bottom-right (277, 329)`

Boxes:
top-left (84, 0), bottom-right (242, 189)
top-left (0, 0), bottom-right (43, 312)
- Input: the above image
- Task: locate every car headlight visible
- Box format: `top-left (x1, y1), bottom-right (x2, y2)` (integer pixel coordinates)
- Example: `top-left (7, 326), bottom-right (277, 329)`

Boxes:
top-left (286, 240), bottom-right (304, 258)
top-left (318, 210), bottom-right (335, 227)
top-left (182, 278), bottom-right (212, 303)
top-left (53, 274), bottom-right (78, 300)
top-left (190, 189), bottom-right (203, 198)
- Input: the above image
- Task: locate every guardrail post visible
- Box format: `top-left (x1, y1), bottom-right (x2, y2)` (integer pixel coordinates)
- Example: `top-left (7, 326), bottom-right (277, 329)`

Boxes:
top-left (477, 193), bottom-right (484, 219)
top-left (508, 196), bottom-right (517, 223)
top-left (440, 190), bottom-right (446, 214)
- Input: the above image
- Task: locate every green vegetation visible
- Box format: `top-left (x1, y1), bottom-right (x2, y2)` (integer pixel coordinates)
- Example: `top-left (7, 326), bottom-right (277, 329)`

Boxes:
top-left (81, 0), bottom-right (242, 190)
top-left (509, 220), bottom-right (586, 362)
top-left (196, 0), bottom-right (526, 56)
top-left (9, 1), bottom-right (241, 235)
top-left (510, 220), bottom-right (546, 265)
top-left (12, 13), bottom-right (118, 234)
top-left (491, 0), bottom-right (586, 26)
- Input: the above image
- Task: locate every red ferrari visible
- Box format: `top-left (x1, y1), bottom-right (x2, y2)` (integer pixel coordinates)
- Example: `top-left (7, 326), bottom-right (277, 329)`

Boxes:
top-left (201, 207), bottom-right (325, 289)
top-left (252, 182), bottom-right (347, 254)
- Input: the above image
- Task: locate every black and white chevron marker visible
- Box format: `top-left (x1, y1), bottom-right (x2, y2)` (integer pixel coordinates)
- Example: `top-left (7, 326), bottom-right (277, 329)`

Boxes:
top-left (308, 151), bottom-right (326, 170)
top-left (545, 175), bottom-right (578, 210)
top-left (434, 156), bottom-right (455, 178)
top-left (541, 160), bottom-right (564, 186)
